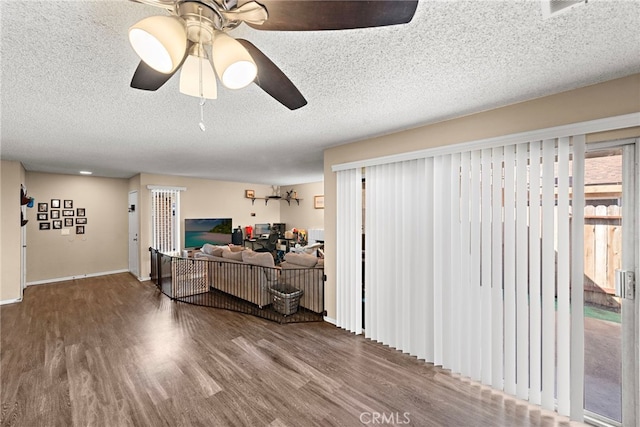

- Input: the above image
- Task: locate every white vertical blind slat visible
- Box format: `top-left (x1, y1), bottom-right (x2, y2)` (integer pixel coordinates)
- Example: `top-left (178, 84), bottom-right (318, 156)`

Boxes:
top-left (515, 143), bottom-right (530, 400)
top-left (433, 157), bottom-right (444, 365)
top-left (441, 155), bottom-right (453, 368)
top-left (491, 147), bottom-right (504, 389)
top-left (556, 137), bottom-right (571, 415)
top-left (336, 168), bottom-right (362, 334)
top-left (469, 150), bottom-right (482, 382)
top-left (481, 148), bottom-right (493, 385)
top-left (570, 135), bottom-right (585, 422)
top-left (450, 153), bottom-right (462, 373)
top-left (424, 158), bottom-right (435, 362)
top-left (503, 144), bottom-right (517, 396)
top-left (529, 140), bottom-right (543, 405)
top-left (459, 152), bottom-right (472, 378)
top-left (541, 139), bottom-right (557, 410)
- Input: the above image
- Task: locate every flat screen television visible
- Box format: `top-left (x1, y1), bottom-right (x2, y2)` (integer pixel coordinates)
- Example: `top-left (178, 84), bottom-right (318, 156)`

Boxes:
top-left (184, 218), bottom-right (232, 248)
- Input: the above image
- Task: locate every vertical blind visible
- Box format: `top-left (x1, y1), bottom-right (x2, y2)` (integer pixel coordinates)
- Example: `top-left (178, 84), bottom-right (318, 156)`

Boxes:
top-left (150, 188), bottom-right (181, 253)
top-left (336, 168), bottom-right (362, 334)
top-left (337, 136), bottom-right (586, 419)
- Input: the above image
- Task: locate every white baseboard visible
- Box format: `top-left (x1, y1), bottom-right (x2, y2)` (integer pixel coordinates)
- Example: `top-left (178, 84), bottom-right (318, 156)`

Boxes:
top-left (26, 269), bottom-right (130, 286)
top-left (0, 297), bottom-right (23, 305)
top-left (323, 316), bottom-right (337, 325)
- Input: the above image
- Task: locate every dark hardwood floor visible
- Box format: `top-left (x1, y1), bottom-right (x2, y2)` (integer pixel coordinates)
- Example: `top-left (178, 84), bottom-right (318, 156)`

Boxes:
top-left (1, 273), bottom-right (579, 426)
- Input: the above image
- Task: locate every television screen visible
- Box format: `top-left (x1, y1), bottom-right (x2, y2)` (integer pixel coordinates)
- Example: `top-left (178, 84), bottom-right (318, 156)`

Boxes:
top-left (185, 218), bottom-right (232, 248)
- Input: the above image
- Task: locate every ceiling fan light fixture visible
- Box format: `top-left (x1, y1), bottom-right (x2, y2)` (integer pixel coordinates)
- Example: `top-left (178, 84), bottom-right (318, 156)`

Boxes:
top-left (179, 44), bottom-right (217, 99)
top-left (212, 32), bottom-right (257, 90)
top-left (129, 16), bottom-right (187, 74)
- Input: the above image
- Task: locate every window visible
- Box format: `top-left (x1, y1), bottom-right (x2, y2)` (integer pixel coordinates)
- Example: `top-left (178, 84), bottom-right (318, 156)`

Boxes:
top-left (148, 186), bottom-right (185, 253)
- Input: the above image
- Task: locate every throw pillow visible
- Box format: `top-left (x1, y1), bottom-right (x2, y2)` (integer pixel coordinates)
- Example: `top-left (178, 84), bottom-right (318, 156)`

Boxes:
top-left (201, 243), bottom-right (215, 255)
top-left (283, 252), bottom-right (318, 268)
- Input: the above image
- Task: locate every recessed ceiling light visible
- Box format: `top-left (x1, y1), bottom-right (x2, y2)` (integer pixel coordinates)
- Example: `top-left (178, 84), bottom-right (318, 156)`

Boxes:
top-left (79, 171), bottom-right (93, 175)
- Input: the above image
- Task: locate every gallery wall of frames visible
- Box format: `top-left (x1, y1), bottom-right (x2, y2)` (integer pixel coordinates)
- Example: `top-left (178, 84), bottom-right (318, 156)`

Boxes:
top-left (36, 198), bottom-right (87, 234)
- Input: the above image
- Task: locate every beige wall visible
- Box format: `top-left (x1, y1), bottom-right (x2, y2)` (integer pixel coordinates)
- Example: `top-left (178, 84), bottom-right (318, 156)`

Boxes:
top-left (323, 73), bottom-right (640, 320)
top-left (24, 172), bottom-right (129, 283)
top-left (279, 181), bottom-right (324, 233)
top-left (1, 161), bottom-right (26, 302)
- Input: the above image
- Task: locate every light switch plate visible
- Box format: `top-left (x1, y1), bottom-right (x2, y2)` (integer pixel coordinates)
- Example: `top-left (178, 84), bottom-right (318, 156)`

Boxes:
top-left (61, 228), bottom-right (70, 236)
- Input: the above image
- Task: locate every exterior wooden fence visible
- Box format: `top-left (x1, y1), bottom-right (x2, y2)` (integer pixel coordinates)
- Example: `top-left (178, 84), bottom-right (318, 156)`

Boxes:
top-left (583, 205), bottom-right (621, 308)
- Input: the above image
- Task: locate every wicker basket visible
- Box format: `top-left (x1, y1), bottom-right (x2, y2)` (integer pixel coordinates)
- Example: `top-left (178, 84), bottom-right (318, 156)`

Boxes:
top-left (269, 285), bottom-right (303, 315)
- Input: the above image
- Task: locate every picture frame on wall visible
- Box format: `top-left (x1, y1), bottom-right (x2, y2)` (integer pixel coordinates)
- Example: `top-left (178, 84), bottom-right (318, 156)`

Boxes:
top-left (76, 218), bottom-right (87, 225)
top-left (314, 195), bottom-right (325, 209)
top-left (52, 220), bottom-right (62, 229)
top-left (245, 189), bottom-right (255, 198)
top-left (76, 226), bottom-right (85, 235)
top-left (38, 202), bottom-right (48, 212)
top-left (76, 208), bottom-right (85, 216)
top-left (64, 200), bottom-right (73, 208)
top-left (62, 210), bottom-right (74, 217)
top-left (39, 222), bottom-right (50, 230)
top-left (64, 218), bottom-right (74, 227)
top-left (37, 213), bottom-right (48, 221)
top-left (51, 199), bottom-right (60, 208)
top-left (50, 210), bottom-right (60, 219)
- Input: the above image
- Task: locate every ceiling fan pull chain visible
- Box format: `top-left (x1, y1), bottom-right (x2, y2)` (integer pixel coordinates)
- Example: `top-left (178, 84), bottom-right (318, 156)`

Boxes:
top-left (197, 7), bottom-right (206, 132)
top-left (199, 98), bottom-right (206, 132)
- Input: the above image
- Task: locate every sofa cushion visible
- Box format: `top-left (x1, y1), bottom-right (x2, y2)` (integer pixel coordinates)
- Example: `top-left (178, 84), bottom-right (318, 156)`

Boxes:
top-left (242, 250), bottom-right (275, 268)
top-left (229, 244), bottom-right (246, 252)
top-left (222, 250), bottom-right (244, 261)
top-left (283, 252), bottom-right (318, 268)
top-left (202, 244), bottom-right (231, 257)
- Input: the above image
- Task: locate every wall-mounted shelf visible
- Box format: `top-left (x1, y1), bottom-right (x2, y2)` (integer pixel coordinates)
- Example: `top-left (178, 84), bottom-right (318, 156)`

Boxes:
top-left (249, 196), bottom-right (302, 206)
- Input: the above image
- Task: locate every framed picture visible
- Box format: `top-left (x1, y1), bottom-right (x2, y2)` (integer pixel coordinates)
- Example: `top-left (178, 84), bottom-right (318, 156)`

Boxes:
top-left (64, 218), bottom-right (74, 227)
top-left (314, 195), bottom-right (325, 209)
top-left (37, 213), bottom-right (48, 221)
top-left (76, 218), bottom-right (87, 225)
top-left (52, 220), bottom-right (62, 229)
top-left (51, 199), bottom-right (60, 208)
top-left (64, 200), bottom-right (73, 208)
top-left (50, 210), bottom-right (60, 219)
top-left (76, 225), bottom-right (85, 235)
top-left (245, 189), bottom-right (255, 198)
top-left (38, 202), bottom-right (48, 212)
top-left (76, 208), bottom-right (85, 216)
top-left (39, 222), bottom-right (50, 230)
top-left (62, 210), bottom-right (74, 217)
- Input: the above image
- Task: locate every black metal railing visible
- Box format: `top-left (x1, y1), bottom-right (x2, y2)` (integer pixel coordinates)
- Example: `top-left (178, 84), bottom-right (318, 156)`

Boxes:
top-left (149, 248), bottom-right (325, 323)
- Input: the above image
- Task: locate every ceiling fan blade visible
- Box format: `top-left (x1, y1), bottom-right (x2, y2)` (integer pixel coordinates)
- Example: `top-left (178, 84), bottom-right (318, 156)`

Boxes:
top-left (128, 0), bottom-right (175, 11)
top-left (242, 0), bottom-right (418, 31)
top-left (130, 42), bottom-right (192, 91)
top-left (237, 39), bottom-right (307, 110)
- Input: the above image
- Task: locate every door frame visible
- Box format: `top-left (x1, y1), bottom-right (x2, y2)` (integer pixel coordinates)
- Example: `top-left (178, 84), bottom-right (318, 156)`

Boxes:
top-left (584, 138), bottom-right (638, 426)
top-left (128, 190), bottom-right (139, 279)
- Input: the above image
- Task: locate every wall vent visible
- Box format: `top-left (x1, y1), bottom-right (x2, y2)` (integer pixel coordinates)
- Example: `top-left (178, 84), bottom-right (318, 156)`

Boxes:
top-left (542, 0), bottom-right (587, 18)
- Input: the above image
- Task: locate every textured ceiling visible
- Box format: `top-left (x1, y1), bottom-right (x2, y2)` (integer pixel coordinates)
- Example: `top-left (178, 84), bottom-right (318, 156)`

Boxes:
top-left (1, 0), bottom-right (639, 185)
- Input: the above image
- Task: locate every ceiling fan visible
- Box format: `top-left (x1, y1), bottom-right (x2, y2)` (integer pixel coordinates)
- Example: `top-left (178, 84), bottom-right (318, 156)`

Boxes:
top-left (128, 0), bottom-right (419, 111)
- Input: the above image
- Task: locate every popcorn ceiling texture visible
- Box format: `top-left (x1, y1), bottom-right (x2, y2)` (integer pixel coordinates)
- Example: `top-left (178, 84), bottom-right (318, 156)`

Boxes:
top-left (1, 0), bottom-right (639, 185)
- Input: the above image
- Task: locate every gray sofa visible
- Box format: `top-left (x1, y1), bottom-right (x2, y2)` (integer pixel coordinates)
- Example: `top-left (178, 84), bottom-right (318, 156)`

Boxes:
top-left (194, 245), bottom-right (275, 308)
top-left (194, 245), bottom-right (324, 313)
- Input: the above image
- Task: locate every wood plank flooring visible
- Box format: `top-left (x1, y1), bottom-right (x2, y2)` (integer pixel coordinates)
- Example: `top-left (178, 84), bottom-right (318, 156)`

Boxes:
top-left (1, 273), bottom-right (581, 427)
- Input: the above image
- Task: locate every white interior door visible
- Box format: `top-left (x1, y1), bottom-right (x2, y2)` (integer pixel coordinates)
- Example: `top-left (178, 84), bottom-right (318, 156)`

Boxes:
top-left (128, 191), bottom-right (139, 278)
